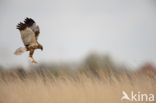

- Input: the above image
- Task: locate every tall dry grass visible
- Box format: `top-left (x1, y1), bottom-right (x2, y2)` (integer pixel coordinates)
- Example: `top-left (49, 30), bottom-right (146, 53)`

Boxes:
top-left (0, 69), bottom-right (155, 103)
top-left (0, 54), bottom-right (155, 103)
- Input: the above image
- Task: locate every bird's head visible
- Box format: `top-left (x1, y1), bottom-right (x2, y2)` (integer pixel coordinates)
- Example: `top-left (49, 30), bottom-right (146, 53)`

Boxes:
top-left (38, 44), bottom-right (43, 51)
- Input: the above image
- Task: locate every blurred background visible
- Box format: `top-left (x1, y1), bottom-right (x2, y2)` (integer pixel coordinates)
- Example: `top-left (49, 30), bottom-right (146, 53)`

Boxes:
top-left (0, 0), bottom-right (156, 69)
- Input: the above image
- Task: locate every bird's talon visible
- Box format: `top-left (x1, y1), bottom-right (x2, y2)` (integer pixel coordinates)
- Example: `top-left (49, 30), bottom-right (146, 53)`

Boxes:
top-left (31, 58), bottom-right (37, 63)
top-left (32, 60), bottom-right (37, 63)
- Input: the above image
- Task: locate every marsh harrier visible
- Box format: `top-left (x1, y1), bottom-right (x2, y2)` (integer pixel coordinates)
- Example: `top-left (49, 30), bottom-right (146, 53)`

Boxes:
top-left (15, 17), bottom-right (43, 63)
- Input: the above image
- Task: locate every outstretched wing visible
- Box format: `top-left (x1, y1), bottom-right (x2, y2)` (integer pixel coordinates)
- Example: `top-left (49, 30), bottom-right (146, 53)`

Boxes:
top-left (24, 17), bottom-right (40, 40)
top-left (16, 22), bottom-right (38, 48)
top-left (20, 28), bottom-right (38, 47)
top-left (16, 22), bottom-right (27, 30)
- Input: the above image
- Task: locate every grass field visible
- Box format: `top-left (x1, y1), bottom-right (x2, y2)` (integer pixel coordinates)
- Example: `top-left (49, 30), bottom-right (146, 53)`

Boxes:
top-left (0, 69), bottom-right (155, 103)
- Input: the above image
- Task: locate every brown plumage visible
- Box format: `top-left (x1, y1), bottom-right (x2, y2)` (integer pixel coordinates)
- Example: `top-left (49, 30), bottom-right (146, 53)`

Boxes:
top-left (15, 17), bottom-right (43, 63)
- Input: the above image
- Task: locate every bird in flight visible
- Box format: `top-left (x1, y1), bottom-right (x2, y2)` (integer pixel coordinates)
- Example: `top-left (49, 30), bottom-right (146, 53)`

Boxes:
top-left (14, 17), bottom-right (43, 63)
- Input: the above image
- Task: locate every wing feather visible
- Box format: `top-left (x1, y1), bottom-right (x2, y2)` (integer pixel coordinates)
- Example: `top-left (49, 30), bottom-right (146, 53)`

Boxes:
top-left (24, 18), bottom-right (35, 27)
top-left (20, 27), bottom-right (38, 47)
top-left (24, 17), bottom-right (40, 39)
top-left (16, 22), bottom-right (27, 30)
top-left (16, 18), bottom-right (40, 48)
top-left (31, 23), bottom-right (40, 39)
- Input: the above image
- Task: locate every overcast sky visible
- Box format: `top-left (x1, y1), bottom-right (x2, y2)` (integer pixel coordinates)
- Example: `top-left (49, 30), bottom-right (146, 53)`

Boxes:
top-left (0, 0), bottom-right (156, 68)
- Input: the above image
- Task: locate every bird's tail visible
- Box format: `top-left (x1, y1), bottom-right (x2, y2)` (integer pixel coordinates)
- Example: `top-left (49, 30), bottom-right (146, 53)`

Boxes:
top-left (14, 47), bottom-right (26, 55)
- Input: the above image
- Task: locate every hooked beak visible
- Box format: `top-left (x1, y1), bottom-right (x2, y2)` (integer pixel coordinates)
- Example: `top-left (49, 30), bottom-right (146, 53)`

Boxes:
top-left (41, 47), bottom-right (43, 51)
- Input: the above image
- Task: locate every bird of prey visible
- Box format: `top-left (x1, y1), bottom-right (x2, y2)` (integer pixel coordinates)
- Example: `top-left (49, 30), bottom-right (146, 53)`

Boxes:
top-left (14, 17), bottom-right (43, 63)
